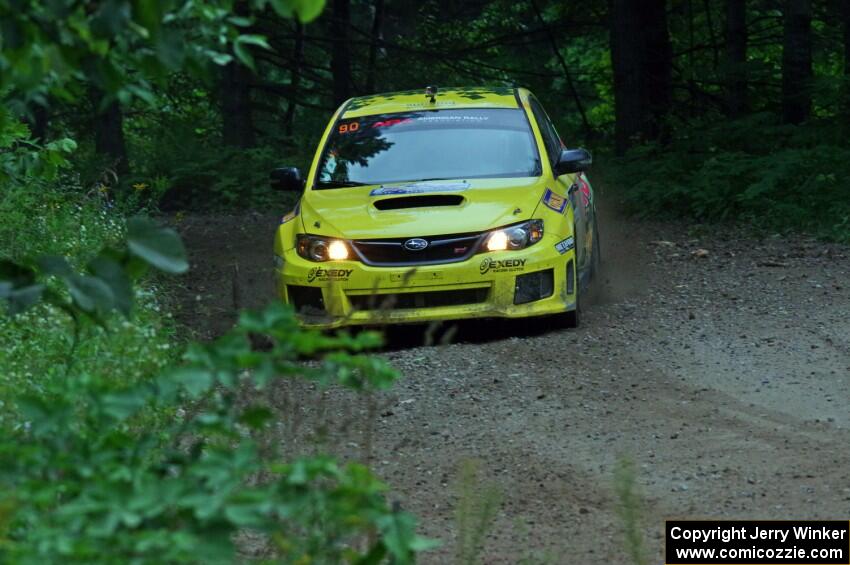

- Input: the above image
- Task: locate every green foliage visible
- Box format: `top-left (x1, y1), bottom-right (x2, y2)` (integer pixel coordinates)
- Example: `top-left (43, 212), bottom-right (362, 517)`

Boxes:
top-left (0, 0), bottom-right (439, 560)
top-left (144, 144), bottom-right (301, 211)
top-left (0, 222), bottom-right (433, 563)
top-left (609, 115), bottom-right (850, 242)
top-left (453, 459), bottom-right (501, 565)
top-left (614, 459), bottom-right (647, 565)
top-left (0, 216), bottom-right (185, 319)
top-left (0, 0), bottom-right (326, 105)
top-left (0, 117), bottom-right (77, 184)
top-left (0, 167), bottom-right (176, 406)
top-left (117, 94), bottom-right (314, 209)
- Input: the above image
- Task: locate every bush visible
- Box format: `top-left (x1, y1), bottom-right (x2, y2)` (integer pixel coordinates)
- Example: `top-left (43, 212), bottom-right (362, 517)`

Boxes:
top-left (0, 133), bottom-right (178, 410)
top-left (608, 113), bottom-right (850, 242)
top-left (124, 105), bottom-right (313, 211)
top-left (0, 221), bottom-right (434, 563)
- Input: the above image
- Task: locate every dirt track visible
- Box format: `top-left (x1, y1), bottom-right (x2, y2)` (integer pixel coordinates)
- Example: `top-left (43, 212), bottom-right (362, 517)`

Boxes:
top-left (174, 206), bottom-right (850, 563)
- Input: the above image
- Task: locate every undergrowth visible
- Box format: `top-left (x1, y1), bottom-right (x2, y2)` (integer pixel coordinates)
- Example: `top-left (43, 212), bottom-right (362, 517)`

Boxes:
top-left (0, 182), bottom-right (177, 406)
top-left (608, 113), bottom-right (850, 242)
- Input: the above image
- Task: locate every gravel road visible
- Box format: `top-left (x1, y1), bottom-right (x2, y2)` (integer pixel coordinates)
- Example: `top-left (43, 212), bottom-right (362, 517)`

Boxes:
top-left (175, 207), bottom-right (850, 563)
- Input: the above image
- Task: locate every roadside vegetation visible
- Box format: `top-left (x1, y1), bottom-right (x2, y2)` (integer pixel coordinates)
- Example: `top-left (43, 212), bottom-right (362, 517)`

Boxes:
top-left (0, 0), bottom-right (432, 561)
top-left (1, 0), bottom-right (848, 561)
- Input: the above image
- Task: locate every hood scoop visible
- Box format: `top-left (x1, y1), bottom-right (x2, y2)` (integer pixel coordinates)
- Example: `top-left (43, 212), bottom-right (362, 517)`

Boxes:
top-left (373, 194), bottom-right (465, 210)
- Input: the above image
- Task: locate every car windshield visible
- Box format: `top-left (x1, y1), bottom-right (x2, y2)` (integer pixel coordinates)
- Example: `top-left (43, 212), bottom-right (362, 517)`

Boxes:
top-left (314, 108), bottom-right (541, 188)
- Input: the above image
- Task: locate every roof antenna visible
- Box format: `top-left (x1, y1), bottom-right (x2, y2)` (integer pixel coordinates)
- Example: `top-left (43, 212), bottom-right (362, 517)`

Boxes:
top-left (425, 85), bottom-right (438, 104)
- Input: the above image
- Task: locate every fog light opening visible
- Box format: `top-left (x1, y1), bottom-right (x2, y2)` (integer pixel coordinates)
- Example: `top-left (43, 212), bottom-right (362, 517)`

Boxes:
top-left (514, 269), bottom-right (554, 305)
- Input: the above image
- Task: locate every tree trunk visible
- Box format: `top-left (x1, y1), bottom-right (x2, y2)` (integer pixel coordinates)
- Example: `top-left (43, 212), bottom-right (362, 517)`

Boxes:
top-left (26, 102), bottom-right (48, 142)
top-left (330, 0), bottom-right (353, 105)
top-left (91, 88), bottom-right (129, 176)
top-left (610, 0), bottom-right (671, 154)
top-left (724, 0), bottom-right (748, 117)
top-left (366, 0), bottom-right (385, 93)
top-left (781, 0), bottom-right (812, 124)
top-left (844, 0), bottom-right (850, 77)
top-left (640, 0), bottom-right (672, 140)
top-left (610, 0), bottom-right (645, 154)
top-left (221, 61), bottom-right (256, 148)
top-left (284, 21), bottom-right (305, 136)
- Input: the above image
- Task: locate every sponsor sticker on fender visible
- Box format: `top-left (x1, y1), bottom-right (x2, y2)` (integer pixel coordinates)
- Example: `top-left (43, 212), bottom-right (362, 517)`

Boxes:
top-left (555, 236), bottom-right (575, 255)
top-left (480, 257), bottom-right (526, 275)
top-left (541, 188), bottom-right (567, 213)
top-left (307, 267), bottom-right (353, 283)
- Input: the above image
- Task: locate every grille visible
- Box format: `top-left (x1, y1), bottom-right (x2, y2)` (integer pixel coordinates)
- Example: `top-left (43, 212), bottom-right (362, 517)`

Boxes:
top-left (348, 288), bottom-right (488, 311)
top-left (352, 232), bottom-right (483, 266)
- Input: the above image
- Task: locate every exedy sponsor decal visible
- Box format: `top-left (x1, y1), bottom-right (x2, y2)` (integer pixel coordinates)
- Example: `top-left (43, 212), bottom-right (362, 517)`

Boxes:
top-left (554, 236), bottom-right (575, 255)
top-left (541, 188), bottom-right (567, 213)
top-left (307, 267), bottom-right (353, 283)
top-left (480, 257), bottom-right (526, 274)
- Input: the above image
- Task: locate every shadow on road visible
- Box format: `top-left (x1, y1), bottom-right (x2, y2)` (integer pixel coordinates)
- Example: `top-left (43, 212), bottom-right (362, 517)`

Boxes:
top-left (351, 315), bottom-right (569, 351)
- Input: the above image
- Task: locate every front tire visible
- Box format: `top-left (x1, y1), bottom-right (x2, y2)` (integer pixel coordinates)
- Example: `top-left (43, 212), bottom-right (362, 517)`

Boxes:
top-left (564, 258), bottom-right (581, 328)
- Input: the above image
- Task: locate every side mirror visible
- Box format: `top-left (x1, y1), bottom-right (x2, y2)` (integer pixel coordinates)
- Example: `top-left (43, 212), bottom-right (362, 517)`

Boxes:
top-left (270, 167), bottom-right (304, 191)
top-left (554, 148), bottom-right (592, 176)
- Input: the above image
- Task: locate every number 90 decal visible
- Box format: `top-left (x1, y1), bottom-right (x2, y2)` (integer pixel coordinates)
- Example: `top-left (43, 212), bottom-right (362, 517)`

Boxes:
top-left (338, 122), bottom-right (360, 134)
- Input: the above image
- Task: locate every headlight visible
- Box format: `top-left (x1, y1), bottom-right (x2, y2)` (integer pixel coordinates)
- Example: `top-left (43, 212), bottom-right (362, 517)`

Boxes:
top-left (484, 220), bottom-right (543, 252)
top-left (296, 235), bottom-right (351, 261)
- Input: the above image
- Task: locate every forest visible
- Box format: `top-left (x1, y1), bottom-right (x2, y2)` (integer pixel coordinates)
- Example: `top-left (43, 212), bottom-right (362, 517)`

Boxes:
top-left (1, 0), bottom-right (849, 562)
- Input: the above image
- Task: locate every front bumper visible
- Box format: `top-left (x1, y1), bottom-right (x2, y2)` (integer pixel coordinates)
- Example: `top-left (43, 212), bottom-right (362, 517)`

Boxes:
top-left (275, 237), bottom-right (577, 328)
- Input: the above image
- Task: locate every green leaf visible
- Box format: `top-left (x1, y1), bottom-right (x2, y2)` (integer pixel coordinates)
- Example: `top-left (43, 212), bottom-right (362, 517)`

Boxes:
top-left (170, 367), bottom-right (214, 398)
top-left (211, 53), bottom-right (233, 66)
top-left (37, 255), bottom-right (74, 278)
top-left (0, 259), bottom-right (44, 314)
top-left (127, 216), bottom-right (189, 274)
top-left (378, 511), bottom-right (420, 564)
top-left (88, 256), bottom-right (133, 315)
top-left (0, 283), bottom-right (45, 314)
top-left (90, 0), bottom-right (132, 36)
top-left (233, 41), bottom-right (255, 70)
top-left (45, 138), bottom-right (77, 154)
top-left (353, 543), bottom-right (387, 565)
top-left (235, 34), bottom-right (270, 50)
top-left (292, 0), bottom-right (326, 22)
top-left (224, 502), bottom-right (267, 527)
top-left (268, 0), bottom-right (326, 22)
top-left (155, 28), bottom-right (186, 70)
top-left (101, 389), bottom-right (148, 421)
top-left (67, 274), bottom-right (115, 313)
top-left (239, 406), bottom-right (272, 429)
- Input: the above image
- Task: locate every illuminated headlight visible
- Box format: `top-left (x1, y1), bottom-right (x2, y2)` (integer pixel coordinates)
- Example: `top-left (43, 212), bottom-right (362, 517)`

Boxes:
top-left (484, 220), bottom-right (543, 252)
top-left (296, 235), bottom-right (351, 262)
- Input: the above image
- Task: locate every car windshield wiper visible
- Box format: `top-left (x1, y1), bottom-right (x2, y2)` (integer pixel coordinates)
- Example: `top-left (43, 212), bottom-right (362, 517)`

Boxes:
top-left (315, 179), bottom-right (369, 188)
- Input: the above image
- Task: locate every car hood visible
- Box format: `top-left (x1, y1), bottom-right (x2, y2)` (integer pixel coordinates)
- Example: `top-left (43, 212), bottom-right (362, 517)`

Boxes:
top-left (299, 177), bottom-right (548, 239)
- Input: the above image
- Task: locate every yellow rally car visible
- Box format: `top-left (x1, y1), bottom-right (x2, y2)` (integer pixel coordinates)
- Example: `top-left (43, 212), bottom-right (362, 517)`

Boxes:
top-left (271, 86), bottom-right (599, 329)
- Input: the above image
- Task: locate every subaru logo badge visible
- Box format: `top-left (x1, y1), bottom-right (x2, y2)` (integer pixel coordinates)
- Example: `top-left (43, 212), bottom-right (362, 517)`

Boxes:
top-left (403, 238), bottom-right (429, 251)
